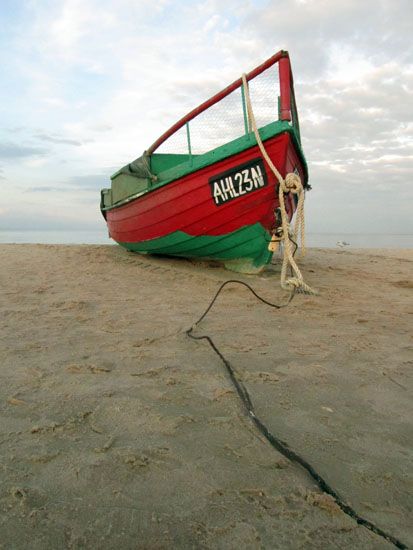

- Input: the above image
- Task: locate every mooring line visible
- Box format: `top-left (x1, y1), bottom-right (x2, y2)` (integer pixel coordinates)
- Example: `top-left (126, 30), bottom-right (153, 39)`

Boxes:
top-left (186, 280), bottom-right (407, 549)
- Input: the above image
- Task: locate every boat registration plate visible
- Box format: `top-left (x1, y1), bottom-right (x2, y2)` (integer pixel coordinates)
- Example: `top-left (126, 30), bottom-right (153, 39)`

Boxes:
top-left (209, 158), bottom-right (268, 206)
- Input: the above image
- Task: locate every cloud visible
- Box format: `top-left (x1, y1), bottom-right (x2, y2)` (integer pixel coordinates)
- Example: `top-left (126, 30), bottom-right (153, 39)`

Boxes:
top-left (25, 172), bottom-right (113, 193)
top-left (1, 0), bottom-right (412, 235)
top-left (88, 124), bottom-right (113, 132)
top-left (0, 206), bottom-right (104, 231)
top-left (26, 186), bottom-right (69, 193)
top-left (67, 173), bottom-right (111, 190)
top-left (0, 142), bottom-right (48, 160)
top-left (34, 133), bottom-right (82, 146)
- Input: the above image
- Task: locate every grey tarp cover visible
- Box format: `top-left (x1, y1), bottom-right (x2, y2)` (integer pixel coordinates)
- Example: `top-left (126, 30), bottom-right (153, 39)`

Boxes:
top-left (117, 153), bottom-right (156, 181)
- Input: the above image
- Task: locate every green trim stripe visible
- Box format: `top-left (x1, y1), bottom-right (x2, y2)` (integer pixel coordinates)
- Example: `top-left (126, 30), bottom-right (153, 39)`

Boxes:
top-left (118, 222), bottom-right (273, 272)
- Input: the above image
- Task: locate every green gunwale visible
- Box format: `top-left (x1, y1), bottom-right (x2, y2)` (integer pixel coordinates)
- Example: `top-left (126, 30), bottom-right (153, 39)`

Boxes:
top-left (103, 121), bottom-right (307, 212)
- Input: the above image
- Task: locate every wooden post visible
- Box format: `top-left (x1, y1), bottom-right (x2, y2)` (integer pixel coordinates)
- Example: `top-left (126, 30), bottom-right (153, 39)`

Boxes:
top-left (279, 55), bottom-right (291, 121)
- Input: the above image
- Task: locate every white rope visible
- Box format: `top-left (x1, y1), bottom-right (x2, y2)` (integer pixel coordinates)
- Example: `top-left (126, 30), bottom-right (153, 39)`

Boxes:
top-left (241, 74), bottom-right (316, 295)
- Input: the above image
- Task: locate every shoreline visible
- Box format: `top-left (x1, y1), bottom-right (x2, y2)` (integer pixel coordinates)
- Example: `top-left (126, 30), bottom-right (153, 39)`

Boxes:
top-left (0, 244), bottom-right (411, 548)
top-left (0, 230), bottom-right (412, 250)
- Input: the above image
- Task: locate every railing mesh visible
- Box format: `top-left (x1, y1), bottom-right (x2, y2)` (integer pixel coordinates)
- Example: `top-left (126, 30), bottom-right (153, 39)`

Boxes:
top-left (155, 63), bottom-right (281, 156)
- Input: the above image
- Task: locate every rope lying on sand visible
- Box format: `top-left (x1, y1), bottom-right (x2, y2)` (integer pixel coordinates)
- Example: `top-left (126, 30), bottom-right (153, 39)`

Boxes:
top-left (187, 280), bottom-right (407, 549)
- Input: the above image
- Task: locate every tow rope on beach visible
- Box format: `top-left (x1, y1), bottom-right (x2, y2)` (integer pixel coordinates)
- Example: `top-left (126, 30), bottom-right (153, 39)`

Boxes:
top-left (186, 280), bottom-right (407, 550)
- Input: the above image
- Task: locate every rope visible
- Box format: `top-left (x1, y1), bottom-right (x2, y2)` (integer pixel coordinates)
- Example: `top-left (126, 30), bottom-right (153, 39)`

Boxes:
top-left (186, 281), bottom-right (407, 549)
top-left (141, 152), bottom-right (158, 182)
top-left (241, 74), bottom-right (316, 295)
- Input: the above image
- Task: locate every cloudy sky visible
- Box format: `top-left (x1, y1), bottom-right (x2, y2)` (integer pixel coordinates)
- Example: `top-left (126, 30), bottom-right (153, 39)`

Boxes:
top-left (1, 0), bottom-right (412, 236)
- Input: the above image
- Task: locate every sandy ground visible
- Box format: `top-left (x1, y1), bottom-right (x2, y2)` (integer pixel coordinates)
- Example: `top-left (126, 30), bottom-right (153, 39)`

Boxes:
top-left (0, 244), bottom-right (411, 549)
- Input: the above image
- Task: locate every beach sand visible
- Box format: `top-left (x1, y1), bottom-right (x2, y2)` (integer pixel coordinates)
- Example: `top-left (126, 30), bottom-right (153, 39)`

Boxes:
top-left (0, 244), bottom-right (411, 549)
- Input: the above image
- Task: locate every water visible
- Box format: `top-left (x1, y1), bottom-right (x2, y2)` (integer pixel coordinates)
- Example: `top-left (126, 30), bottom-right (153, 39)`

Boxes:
top-left (0, 229), bottom-right (112, 245)
top-left (306, 233), bottom-right (412, 249)
top-left (0, 230), bottom-right (411, 248)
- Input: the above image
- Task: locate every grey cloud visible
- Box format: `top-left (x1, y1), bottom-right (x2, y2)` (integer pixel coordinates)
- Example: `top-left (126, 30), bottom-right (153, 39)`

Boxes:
top-left (34, 133), bottom-right (82, 146)
top-left (306, 181), bottom-right (412, 234)
top-left (288, 60), bottom-right (413, 198)
top-left (25, 173), bottom-right (112, 194)
top-left (6, 126), bottom-right (27, 133)
top-left (3, 0), bottom-right (410, 237)
top-left (166, 77), bottom-right (223, 104)
top-left (299, 67), bottom-right (413, 127)
top-left (0, 142), bottom-right (48, 159)
top-left (27, 186), bottom-right (68, 192)
top-left (0, 210), bottom-right (103, 231)
top-left (242, 0), bottom-right (413, 76)
top-left (68, 174), bottom-right (111, 190)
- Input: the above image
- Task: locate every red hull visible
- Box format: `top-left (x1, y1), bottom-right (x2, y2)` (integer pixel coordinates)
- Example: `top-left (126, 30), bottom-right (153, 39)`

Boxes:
top-left (107, 132), bottom-right (304, 244)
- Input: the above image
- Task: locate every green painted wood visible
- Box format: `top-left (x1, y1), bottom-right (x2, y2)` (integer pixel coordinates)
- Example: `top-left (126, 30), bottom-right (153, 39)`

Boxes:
top-left (111, 173), bottom-right (149, 204)
top-left (103, 120), bottom-right (307, 212)
top-left (154, 121), bottom-right (293, 185)
top-left (118, 222), bottom-right (273, 273)
top-left (150, 153), bottom-right (198, 174)
top-left (186, 122), bottom-right (193, 165)
top-left (241, 83), bottom-right (251, 137)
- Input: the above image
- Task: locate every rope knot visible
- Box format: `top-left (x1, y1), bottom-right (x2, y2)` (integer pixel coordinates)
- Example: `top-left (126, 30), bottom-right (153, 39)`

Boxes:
top-left (283, 172), bottom-right (302, 195)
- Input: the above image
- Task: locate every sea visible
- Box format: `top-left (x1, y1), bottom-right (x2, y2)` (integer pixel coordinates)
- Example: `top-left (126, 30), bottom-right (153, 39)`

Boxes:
top-left (0, 230), bottom-right (411, 248)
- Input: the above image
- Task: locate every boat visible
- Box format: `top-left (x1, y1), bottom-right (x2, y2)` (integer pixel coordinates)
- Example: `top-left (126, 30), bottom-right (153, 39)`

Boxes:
top-left (100, 50), bottom-right (309, 274)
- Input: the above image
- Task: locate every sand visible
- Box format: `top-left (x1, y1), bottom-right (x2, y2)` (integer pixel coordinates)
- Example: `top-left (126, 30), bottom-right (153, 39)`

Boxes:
top-left (0, 244), bottom-right (411, 549)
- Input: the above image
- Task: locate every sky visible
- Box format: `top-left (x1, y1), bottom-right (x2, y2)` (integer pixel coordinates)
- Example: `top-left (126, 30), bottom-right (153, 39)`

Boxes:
top-left (0, 0), bottom-right (412, 236)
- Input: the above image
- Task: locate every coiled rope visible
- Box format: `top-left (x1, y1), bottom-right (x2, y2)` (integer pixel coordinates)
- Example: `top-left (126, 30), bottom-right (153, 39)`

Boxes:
top-left (241, 74), bottom-right (316, 295)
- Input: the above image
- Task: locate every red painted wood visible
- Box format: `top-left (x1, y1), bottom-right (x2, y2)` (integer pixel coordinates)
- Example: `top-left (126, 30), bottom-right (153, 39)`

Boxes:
top-left (279, 56), bottom-right (291, 121)
top-left (147, 50), bottom-right (288, 155)
top-left (107, 132), bottom-right (303, 244)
